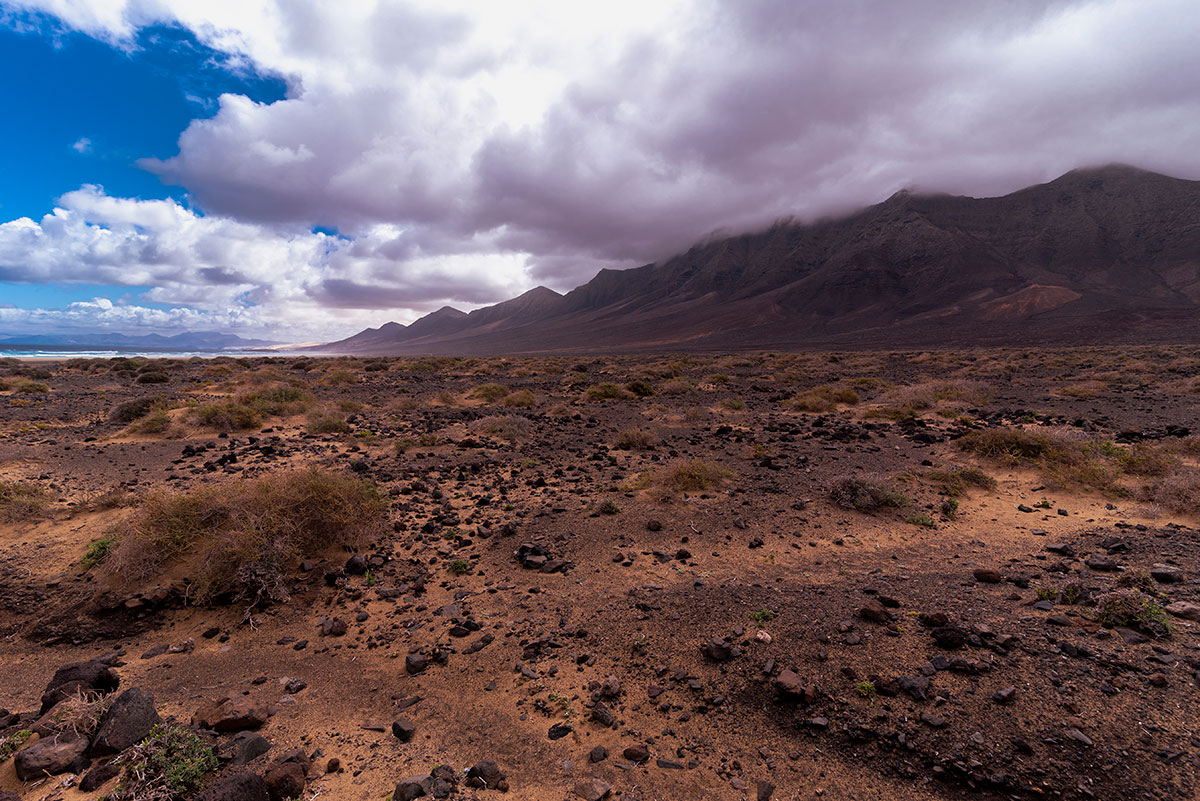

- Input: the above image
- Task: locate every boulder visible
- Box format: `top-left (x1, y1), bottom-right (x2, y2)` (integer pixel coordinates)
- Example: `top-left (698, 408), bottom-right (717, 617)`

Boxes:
top-left (91, 687), bottom-right (160, 755)
top-left (13, 733), bottom-right (89, 780)
top-left (192, 697), bottom-right (269, 732)
top-left (196, 772), bottom-right (270, 801)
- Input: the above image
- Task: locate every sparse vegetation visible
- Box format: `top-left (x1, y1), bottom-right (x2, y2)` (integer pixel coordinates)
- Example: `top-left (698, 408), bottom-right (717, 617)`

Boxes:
top-left (926, 467), bottom-right (997, 497)
top-left (109, 723), bottom-right (219, 800)
top-left (448, 558), bottom-right (471, 575)
top-left (613, 428), bottom-right (656, 450)
top-left (468, 383), bottom-right (510, 403)
top-left (828, 477), bottom-right (909, 511)
top-left (0, 480), bottom-right (50, 521)
top-left (789, 384), bottom-right (859, 412)
top-left (586, 382), bottom-right (629, 401)
top-left (1094, 589), bottom-right (1171, 638)
top-left (659, 460), bottom-right (733, 493)
top-left (82, 535), bottom-right (117, 569)
top-left (103, 468), bottom-right (387, 608)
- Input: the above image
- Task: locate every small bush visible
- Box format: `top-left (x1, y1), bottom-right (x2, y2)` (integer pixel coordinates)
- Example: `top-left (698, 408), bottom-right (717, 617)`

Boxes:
top-left (626, 380), bottom-right (656, 397)
top-left (470, 415), bottom-right (532, 442)
top-left (1142, 468), bottom-right (1200, 514)
top-left (828, 477), bottom-right (909, 512)
top-left (0, 729), bottom-right (33, 763)
top-left (906, 513), bottom-right (936, 528)
top-left (135, 371), bottom-right (169, 384)
top-left (0, 480), bottom-right (50, 522)
top-left (104, 468), bottom-right (387, 607)
top-left (468, 383), bottom-right (510, 403)
top-left (82, 536), bottom-right (117, 570)
top-left (927, 467), bottom-right (997, 497)
top-left (129, 409), bottom-right (172, 435)
top-left (1094, 589), bottom-right (1171, 638)
top-left (790, 384), bottom-right (859, 412)
top-left (448, 558), bottom-right (471, 575)
top-left (306, 411), bottom-right (350, 435)
top-left (320, 369), bottom-right (359, 386)
top-left (502, 389), bottom-right (536, 408)
top-left (191, 400), bottom-right (261, 432)
top-left (12, 380), bottom-right (49, 394)
top-left (586, 382), bottom-right (629, 401)
top-left (109, 723), bottom-right (218, 800)
top-left (659, 460), bottom-right (733, 493)
top-left (597, 499), bottom-right (620, 515)
top-left (613, 428), bottom-right (656, 450)
top-left (111, 396), bottom-right (163, 423)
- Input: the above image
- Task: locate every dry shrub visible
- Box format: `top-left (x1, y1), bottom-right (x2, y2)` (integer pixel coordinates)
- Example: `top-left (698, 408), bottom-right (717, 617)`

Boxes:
top-left (959, 428), bottom-right (1181, 494)
top-left (0, 480), bottom-right (50, 522)
top-left (502, 389), bottom-right (536, 407)
top-left (190, 400), bottom-right (261, 432)
top-left (469, 415), bottom-right (532, 442)
top-left (926, 467), bottom-right (997, 497)
top-left (467, 383), bottom-right (510, 403)
top-left (658, 460), bottom-right (733, 493)
top-left (585, 382), bottom-right (631, 401)
top-left (659, 379), bottom-right (693, 396)
top-left (103, 468), bottom-right (386, 607)
top-left (790, 384), bottom-right (859, 412)
top-left (1142, 468), bottom-right (1200, 515)
top-left (886, 379), bottom-right (988, 410)
top-left (111, 396), bottom-right (166, 424)
top-left (320, 368), bottom-right (359, 386)
top-left (40, 689), bottom-right (112, 737)
top-left (614, 428), bottom-right (657, 450)
top-left (191, 384), bottom-right (312, 431)
top-left (828, 477), bottom-right (909, 511)
top-left (306, 409), bottom-right (349, 435)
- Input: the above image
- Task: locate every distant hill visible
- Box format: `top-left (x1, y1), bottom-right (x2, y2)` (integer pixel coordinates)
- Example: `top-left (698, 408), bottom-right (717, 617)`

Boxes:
top-left (0, 331), bottom-right (278, 350)
top-left (319, 165), bottom-right (1200, 354)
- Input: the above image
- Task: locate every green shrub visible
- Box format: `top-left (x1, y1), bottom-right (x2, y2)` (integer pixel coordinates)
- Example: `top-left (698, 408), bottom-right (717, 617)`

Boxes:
top-left (109, 723), bottom-right (218, 800)
top-left (82, 536), bottom-right (117, 570)
top-left (306, 411), bottom-right (350, 435)
top-left (927, 467), bottom-right (997, 497)
top-left (626, 380), bottom-right (655, 397)
top-left (0, 729), bottom-right (32, 763)
top-left (1095, 589), bottom-right (1171, 638)
top-left (502, 389), bottom-right (536, 408)
top-left (191, 400), bottom-right (261, 432)
top-left (135, 371), bottom-right (169, 384)
top-left (111, 396), bottom-right (163, 423)
top-left (448, 558), bottom-right (471, 575)
top-left (12, 380), bottom-right (49, 394)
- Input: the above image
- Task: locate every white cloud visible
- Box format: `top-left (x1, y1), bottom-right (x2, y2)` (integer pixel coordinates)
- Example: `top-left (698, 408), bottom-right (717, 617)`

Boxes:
top-left (4, 0), bottom-right (1200, 338)
top-left (71, 136), bottom-right (92, 153)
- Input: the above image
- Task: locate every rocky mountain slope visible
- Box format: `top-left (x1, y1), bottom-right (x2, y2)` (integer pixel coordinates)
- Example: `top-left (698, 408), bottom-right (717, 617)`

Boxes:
top-left (321, 165), bottom-right (1200, 354)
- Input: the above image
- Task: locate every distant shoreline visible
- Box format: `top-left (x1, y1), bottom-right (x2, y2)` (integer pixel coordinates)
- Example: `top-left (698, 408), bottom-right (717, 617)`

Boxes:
top-left (0, 345), bottom-right (319, 360)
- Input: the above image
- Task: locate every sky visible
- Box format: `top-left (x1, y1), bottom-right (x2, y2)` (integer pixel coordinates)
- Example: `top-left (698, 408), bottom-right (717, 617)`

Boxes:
top-left (1, 0), bottom-right (1199, 342)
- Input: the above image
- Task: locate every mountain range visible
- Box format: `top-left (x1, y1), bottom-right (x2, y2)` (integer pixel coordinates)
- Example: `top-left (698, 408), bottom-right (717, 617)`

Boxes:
top-left (0, 331), bottom-right (278, 350)
top-left (321, 165), bottom-right (1200, 354)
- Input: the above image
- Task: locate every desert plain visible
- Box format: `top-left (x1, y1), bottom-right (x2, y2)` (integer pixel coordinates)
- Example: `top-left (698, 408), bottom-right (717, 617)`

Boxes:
top-left (0, 347), bottom-right (1198, 801)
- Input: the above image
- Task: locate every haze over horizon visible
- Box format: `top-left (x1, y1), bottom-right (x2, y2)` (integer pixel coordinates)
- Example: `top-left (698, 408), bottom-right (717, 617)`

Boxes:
top-left (2, 0), bottom-right (1199, 343)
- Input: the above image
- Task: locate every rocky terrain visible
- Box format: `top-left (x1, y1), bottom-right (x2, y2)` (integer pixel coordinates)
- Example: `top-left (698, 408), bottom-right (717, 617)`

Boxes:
top-left (1, 347), bottom-right (1199, 800)
top-left (320, 165), bottom-right (1200, 355)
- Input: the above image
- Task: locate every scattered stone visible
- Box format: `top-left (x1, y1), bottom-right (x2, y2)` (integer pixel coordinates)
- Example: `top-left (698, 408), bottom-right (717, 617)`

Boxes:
top-left (575, 778), bottom-right (612, 801)
top-left (972, 568), bottom-right (1002, 583)
top-left (196, 772), bottom-right (270, 801)
top-left (192, 697), bottom-right (270, 732)
top-left (392, 718), bottom-right (416, 742)
top-left (14, 733), bottom-right (89, 780)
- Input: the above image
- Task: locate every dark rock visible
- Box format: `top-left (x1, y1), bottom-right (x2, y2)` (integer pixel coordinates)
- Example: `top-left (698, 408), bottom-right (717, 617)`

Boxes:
top-left (589, 745), bottom-right (608, 763)
top-left (192, 697), bottom-right (269, 732)
top-left (858, 601), bottom-right (890, 623)
top-left (392, 718), bottom-right (417, 742)
top-left (972, 568), bottom-right (1002, 583)
top-left (196, 772), bottom-right (271, 801)
top-left (264, 759), bottom-right (307, 801)
top-left (395, 775), bottom-right (433, 801)
top-left (993, 686), bottom-right (1017, 704)
top-left (406, 653), bottom-right (430, 675)
top-left (466, 760), bottom-right (507, 790)
top-left (931, 625), bottom-right (968, 649)
top-left (14, 733), bottom-right (89, 780)
top-left (79, 760), bottom-right (121, 791)
top-left (345, 554), bottom-right (368, 575)
top-left (548, 722), bottom-right (573, 740)
top-left (229, 732), bottom-right (272, 767)
top-left (1151, 564), bottom-right (1184, 583)
top-left (41, 659), bottom-right (119, 713)
top-left (622, 744), bottom-right (651, 763)
top-left (91, 687), bottom-right (160, 755)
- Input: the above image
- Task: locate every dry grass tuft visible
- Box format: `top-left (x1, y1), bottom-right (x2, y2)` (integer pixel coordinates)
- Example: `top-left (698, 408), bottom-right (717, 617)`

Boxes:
top-left (0, 480), bottom-right (51, 522)
top-left (103, 468), bottom-right (386, 607)
top-left (658, 460), bottom-right (733, 493)
top-left (828, 477), bottom-right (909, 511)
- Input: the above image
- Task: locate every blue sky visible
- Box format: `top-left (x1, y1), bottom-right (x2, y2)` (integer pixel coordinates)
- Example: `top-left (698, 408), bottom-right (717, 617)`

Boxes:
top-left (0, 12), bottom-right (284, 318)
top-left (1, 1), bottom-right (1198, 341)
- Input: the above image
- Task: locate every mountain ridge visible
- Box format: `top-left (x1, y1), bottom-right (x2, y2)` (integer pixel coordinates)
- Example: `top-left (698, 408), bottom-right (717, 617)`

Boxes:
top-left (319, 165), bottom-right (1200, 354)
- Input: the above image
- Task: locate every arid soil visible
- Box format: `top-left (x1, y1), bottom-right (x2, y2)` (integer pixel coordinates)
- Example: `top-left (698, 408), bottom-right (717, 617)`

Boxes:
top-left (1, 348), bottom-right (1199, 801)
